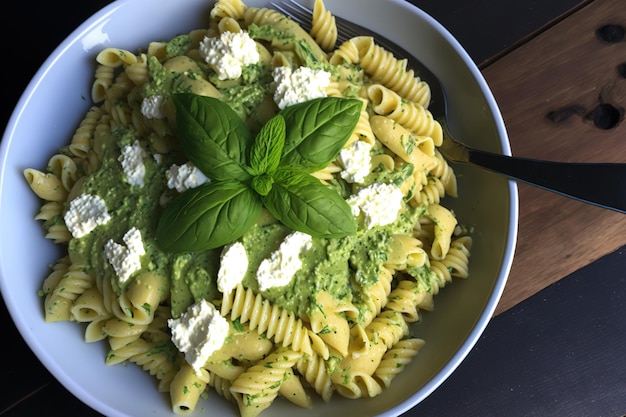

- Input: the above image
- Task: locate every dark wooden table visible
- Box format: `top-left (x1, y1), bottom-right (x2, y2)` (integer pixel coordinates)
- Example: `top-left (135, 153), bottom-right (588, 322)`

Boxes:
top-left (2, 1), bottom-right (626, 416)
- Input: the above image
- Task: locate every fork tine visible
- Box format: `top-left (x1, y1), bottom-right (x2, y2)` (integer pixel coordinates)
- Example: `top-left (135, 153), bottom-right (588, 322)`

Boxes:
top-left (269, 0), bottom-right (314, 32)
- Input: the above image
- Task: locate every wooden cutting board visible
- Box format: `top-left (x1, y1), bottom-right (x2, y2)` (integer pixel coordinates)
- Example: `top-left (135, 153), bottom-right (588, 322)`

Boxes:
top-left (482, 0), bottom-right (626, 314)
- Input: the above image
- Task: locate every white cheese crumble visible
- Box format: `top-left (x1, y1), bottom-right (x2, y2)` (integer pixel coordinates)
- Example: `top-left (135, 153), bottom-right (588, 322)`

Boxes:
top-left (120, 140), bottom-right (147, 187)
top-left (168, 299), bottom-right (229, 375)
top-left (199, 31), bottom-right (260, 80)
top-left (256, 231), bottom-right (313, 291)
top-left (338, 140), bottom-right (372, 184)
top-left (64, 193), bottom-right (111, 238)
top-left (165, 162), bottom-right (209, 193)
top-left (104, 227), bottom-right (145, 284)
top-left (140, 95), bottom-right (166, 119)
top-left (272, 66), bottom-right (331, 109)
top-left (347, 183), bottom-right (404, 229)
top-left (217, 242), bottom-right (248, 295)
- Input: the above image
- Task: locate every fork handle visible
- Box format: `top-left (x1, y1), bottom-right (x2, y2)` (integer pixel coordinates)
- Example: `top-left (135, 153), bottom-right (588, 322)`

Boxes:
top-left (468, 149), bottom-right (626, 214)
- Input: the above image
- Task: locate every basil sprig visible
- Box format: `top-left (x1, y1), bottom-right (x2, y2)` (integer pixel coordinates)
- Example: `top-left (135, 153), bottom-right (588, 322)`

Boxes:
top-left (156, 93), bottom-right (361, 252)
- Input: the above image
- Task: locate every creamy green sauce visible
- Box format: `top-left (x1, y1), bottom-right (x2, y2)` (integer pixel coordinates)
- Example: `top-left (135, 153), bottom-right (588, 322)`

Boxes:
top-left (165, 34), bottom-right (192, 58)
top-left (238, 204), bottom-right (421, 322)
top-left (67, 25), bottom-right (430, 323)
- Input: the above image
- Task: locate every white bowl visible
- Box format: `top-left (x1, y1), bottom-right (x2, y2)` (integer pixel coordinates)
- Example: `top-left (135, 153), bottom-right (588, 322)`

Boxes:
top-left (0, 0), bottom-right (517, 416)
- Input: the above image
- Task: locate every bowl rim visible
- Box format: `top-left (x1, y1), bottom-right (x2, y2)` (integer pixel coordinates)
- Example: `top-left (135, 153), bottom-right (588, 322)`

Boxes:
top-left (0, 0), bottom-right (519, 416)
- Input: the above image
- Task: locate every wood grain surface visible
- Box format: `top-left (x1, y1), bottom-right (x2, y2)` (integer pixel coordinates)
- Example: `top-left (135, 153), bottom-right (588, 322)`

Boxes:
top-left (483, 0), bottom-right (626, 314)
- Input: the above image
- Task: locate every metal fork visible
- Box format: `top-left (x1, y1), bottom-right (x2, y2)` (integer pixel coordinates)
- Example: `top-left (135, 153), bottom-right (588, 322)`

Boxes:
top-left (271, 0), bottom-right (626, 214)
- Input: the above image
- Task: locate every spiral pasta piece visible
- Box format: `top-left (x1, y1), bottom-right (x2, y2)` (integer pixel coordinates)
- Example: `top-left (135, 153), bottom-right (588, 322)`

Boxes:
top-left (334, 373), bottom-right (383, 399)
top-left (431, 149), bottom-right (458, 197)
top-left (330, 36), bottom-right (430, 106)
top-left (105, 321), bottom-right (142, 347)
top-left (374, 338), bottom-right (425, 388)
top-left (104, 71), bottom-right (135, 104)
top-left (385, 278), bottom-right (432, 322)
top-left (210, 0), bottom-right (247, 20)
top-left (34, 201), bottom-right (63, 222)
top-left (310, 0), bottom-right (337, 51)
top-left (344, 97), bottom-right (376, 146)
top-left (429, 236), bottom-right (472, 289)
top-left (108, 337), bottom-right (179, 392)
top-left (224, 284), bottom-right (329, 358)
top-left (91, 64), bottom-right (114, 103)
top-left (124, 53), bottom-right (150, 85)
top-left (243, 6), bottom-right (285, 26)
top-left (43, 262), bottom-right (94, 322)
top-left (132, 345), bottom-right (179, 392)
top-left (384, 234), bottom-right (427, 272)
top-left (35, 200), bottom-right (71, 243)
top-left (278, 368), bottom-right (312, 408)
top-left (69, 105), bottom-right (106, 158)
top-left (367, 83), bottom-right (442, 145)
top-left (230, 347), bottom-right (301, 417)
top-left (333, 310), bottom-right (408, 398)
top-left (311, 161), bottom-right (342, 183)
top-left (358, 265), bottom-right (394, 328)
top-left (443, 235), bottom-right (472, 278)
top-left (412, 175), bottom-right (446, 206)
top-left (295, 352), bottom-right (335, 402)
top-left (209, 371), bottom-right (236, 402)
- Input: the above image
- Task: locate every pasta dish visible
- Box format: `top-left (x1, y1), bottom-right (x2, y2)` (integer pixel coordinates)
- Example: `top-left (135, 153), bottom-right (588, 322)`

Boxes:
top-left (23, 0), bottom-right (472, 415)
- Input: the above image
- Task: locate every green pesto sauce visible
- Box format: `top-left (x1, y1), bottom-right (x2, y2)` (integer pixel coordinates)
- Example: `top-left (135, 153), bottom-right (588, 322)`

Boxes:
top-left (219, 82), bottom-right (269, 122)
top-left (238, 206), bottom-right (420, 323)
top-left (65, 27), bottom-right (429, 324)
top-left (165, 34), bottom-right (192, 58)
top-left (143, 56), bottom-right (197, 99)
top-left (67, 128), bottom-right (220, 317)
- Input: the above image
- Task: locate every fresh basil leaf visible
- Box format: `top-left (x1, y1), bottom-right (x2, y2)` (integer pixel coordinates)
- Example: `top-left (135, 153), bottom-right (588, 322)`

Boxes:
top-left (280, 97), bottom-right (362, 171)
top-left (251, 174), bottom-right (274, 196)
top-left (249, 114), bottom-right (285, 175)
top-left (156, 181), bottom-right (262, 252)
top-left (173, 93), bottom-right (253, 182)
top-left (262, 167), bottom-right (356, 238)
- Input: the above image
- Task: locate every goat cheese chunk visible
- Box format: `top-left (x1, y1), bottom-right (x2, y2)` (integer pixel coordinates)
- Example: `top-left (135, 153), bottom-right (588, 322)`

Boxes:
top-left (165, 162), bottom-right (209, 193)
top-left (199, 31), bottom-right (260, 80)
top-left (140, 95), bottom-right (166, 119)
top-left (272, 66), bottom-right (331, 109)
top-left (104, 227), bottom-right (145, 284)
top-left (64, 193), bottom-right (111, 238)
top-left (217, 242), bottom-right (248, 295)
top-left (339, 140), bottom-right (372, 184)
top-left (257, 231), bottom-right (313, 291)
top-left (120, 140), bottom-right (147, 187)
top-left (347, 183), bottom-right (404, 229)
top-left (168, 299), bottom-right (229, 375)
